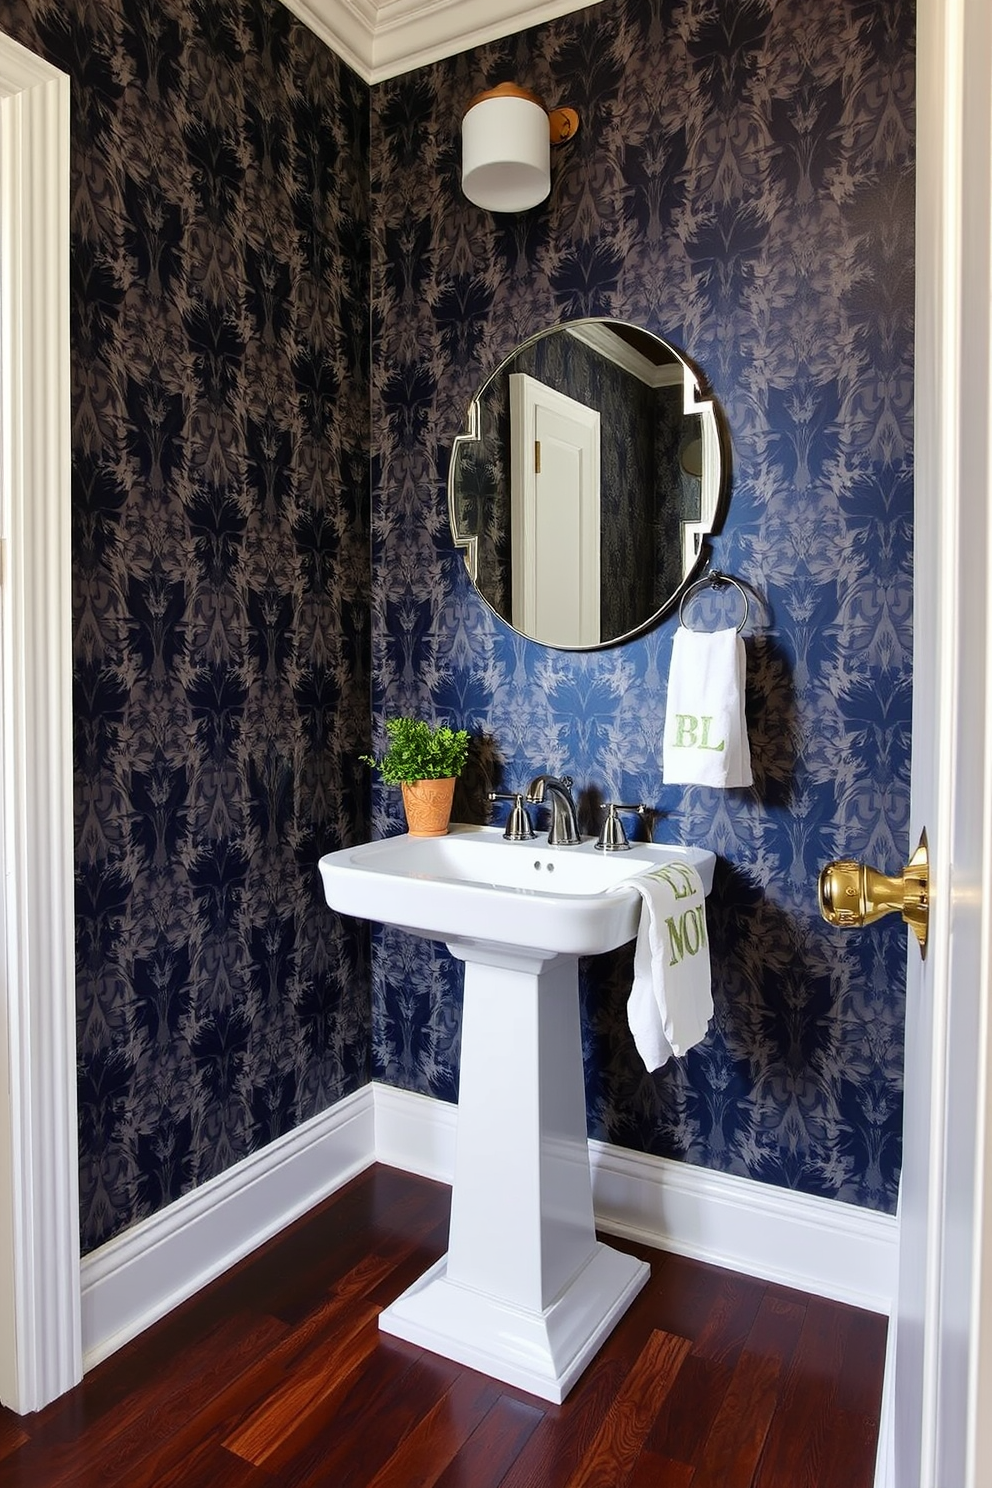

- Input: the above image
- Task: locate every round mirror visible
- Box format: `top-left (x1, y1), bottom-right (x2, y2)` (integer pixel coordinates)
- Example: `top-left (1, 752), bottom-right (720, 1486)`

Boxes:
top-left (448, 319), bottom-right (728, 649)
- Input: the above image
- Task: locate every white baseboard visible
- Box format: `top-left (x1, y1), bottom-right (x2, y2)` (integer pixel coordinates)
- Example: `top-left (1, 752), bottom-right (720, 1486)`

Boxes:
top-left (80, 1079), bottom-right (898, 1379)
top-left (80, 1085), bottom-right (375, 1370)
top-left (588, 1138), bottom-right (898, 1316)
top-left (374, 1081), bottom-right (458, 1180)
top-left (373, 1083), bottom-right (898, 1316)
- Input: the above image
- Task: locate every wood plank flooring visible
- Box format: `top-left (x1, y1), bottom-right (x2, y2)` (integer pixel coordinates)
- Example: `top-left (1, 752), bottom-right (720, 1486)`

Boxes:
top-left (0, 1165), bottom-right (887, 1487)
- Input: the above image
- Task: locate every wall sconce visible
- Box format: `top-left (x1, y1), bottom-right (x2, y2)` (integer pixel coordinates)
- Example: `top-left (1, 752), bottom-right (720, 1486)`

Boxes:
top-left (461, 83), bottom-right (580, 213)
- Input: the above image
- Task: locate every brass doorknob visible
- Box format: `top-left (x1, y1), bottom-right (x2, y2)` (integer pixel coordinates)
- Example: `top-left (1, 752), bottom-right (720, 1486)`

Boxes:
top-left (818, 830), bottom-right (929, 955)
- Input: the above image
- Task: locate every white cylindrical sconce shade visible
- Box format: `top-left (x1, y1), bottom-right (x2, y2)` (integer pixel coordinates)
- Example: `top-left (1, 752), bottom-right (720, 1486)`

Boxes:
top-left (462, 85), bottom-right (551, 212)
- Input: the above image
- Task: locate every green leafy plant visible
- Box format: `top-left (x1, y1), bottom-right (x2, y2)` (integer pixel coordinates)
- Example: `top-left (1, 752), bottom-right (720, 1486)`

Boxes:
top-left (360, 717), bottom-right (470, 786)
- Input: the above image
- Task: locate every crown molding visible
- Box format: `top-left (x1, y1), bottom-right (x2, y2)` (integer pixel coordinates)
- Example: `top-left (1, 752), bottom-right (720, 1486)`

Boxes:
top-left (281, 0), bottom-right (376, 79)
top-left (281, 0), bottom-right (604, 83)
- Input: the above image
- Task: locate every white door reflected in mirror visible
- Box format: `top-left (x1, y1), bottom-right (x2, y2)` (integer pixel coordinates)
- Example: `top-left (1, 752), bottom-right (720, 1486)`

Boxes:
top-left (449, 318), bottom-right (727, 649)
top-left (510, 372), bottom-right (600, 646)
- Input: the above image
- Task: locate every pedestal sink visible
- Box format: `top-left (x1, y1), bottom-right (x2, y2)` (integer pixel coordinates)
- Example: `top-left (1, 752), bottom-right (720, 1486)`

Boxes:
top-left (318, 824), bottom-right (716, 1402)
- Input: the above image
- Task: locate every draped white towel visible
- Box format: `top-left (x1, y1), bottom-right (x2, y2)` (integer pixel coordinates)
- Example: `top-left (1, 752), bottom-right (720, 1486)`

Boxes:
top-left (662, 626), bottom-right (752, 787)
top-left (619, 861), bottom-right (713, 1072)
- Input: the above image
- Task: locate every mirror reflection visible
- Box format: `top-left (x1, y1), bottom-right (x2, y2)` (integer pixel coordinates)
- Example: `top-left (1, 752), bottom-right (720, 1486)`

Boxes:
top-left (448, 319), bottom-right (727, 649)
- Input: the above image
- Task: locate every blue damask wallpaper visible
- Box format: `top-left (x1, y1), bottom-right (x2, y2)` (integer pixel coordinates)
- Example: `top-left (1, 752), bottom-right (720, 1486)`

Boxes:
top-left (0, 0), bottom-right (913, 1253)
top-left (371, 0), bottom-right (914, 1212)
top-left (0, 0), bottom-right (372, 1251)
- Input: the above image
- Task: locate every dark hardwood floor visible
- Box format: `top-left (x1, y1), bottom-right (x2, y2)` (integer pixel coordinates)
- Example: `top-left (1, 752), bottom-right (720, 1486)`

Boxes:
top-left (0, 1165), bottom-right (886, 1487)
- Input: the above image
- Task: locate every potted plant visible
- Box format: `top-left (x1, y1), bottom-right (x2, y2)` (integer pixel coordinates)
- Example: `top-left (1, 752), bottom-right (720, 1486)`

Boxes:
top-left (361, 717), bottom-right (470, 837)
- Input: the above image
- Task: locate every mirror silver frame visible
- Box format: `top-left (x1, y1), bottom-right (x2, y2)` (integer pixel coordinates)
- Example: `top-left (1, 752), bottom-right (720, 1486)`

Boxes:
top-left (448, 318), bottom-right (728, 650)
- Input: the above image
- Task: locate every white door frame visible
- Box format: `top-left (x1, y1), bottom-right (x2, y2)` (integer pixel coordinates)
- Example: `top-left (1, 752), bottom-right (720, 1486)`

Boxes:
top-left (509, 372), bottom-right (601, 645)
top-left (0, 32), bottom-right (80, 1412)
top-left (890, 0), bottom-right (992, 1484)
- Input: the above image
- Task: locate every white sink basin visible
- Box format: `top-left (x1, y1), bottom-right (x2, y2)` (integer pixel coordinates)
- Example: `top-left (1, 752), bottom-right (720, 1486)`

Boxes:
top-left (318, 823), bottom-right (715, 959)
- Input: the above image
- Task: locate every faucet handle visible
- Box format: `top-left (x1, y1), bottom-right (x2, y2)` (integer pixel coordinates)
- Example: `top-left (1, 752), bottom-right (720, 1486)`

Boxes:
top-left (595, 802), bottom-right (648, 852)
top-left (487, 791), bottom-right (536, 841)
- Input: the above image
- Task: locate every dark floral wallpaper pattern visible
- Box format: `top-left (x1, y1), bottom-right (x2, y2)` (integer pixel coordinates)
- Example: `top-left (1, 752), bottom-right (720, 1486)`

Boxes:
top-left (0, 0), bottom-right (913, 1254)
top-left (370, 0), bottom-right (914, 1213)
top-left (0, 0), bottom-right (372, 1252)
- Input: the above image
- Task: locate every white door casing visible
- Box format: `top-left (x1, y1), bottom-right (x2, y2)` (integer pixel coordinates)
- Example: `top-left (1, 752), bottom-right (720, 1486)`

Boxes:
top-left (0, 32), bottom-right (80, 1412)
top-left (891, 0), bottom-right (992, 1484)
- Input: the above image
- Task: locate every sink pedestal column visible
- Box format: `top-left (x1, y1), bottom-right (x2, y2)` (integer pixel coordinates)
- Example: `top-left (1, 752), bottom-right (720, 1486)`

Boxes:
top-left (378, 945), bottom-right (649, 1403)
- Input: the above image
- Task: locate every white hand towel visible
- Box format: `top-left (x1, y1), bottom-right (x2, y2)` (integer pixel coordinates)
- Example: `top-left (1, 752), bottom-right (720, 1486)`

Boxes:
top-left (620, 861), bottom-right (713, 1072)
top-left (662, 626), bottom-right (752, 787)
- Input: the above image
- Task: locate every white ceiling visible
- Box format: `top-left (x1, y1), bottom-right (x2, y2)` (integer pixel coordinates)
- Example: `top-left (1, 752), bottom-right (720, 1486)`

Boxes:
top-left (280, 0), bottom-right (603, 83)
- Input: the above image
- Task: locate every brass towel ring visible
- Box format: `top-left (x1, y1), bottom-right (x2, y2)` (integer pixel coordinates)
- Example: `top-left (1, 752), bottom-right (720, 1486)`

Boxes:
top-left (678, 571), bottom-right (750, 633)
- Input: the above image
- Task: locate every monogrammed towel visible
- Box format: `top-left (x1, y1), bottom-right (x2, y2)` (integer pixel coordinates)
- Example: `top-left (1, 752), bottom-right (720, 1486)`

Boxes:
top-left (621, 861), bottom-right (713, 1072)
top-left (662, 626), bottom-right (752, 787)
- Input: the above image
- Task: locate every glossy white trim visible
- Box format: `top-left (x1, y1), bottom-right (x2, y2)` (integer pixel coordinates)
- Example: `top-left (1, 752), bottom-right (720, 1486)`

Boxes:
top-left (281, 0), bottom-right (606, 82)
top-left (373, 1084), bottom-right (898, 1315)
top-left (891, 0), bottom-right (992, 1485)
top-left (590, 1140), bottom-right (897, 1316)
top-left (79, 1078), bottom-right (897, 1381)
top-left (79, 1087), bottom-right (374, 1370)
top-left (375, 1079), bottom-right (457, 1179)
top-left (0, 33), bottom-right (78, 1415)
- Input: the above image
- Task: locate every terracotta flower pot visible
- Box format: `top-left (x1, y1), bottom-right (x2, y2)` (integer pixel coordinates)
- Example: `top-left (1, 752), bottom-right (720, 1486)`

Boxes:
top-left (401, 777), bottom-right (456, 837)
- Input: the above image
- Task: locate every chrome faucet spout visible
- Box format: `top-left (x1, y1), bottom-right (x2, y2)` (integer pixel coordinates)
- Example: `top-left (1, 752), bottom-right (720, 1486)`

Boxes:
top-left (525, 774), bottom-right (582, 846)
